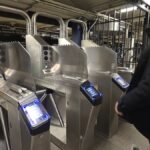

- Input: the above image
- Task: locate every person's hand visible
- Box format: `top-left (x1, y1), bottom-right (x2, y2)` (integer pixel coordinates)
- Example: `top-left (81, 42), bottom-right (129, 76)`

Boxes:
top-left (115, 102), bottom-right (123, 116)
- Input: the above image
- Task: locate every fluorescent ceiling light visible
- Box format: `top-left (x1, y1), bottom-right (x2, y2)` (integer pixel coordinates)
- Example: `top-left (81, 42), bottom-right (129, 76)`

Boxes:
top-left (142, 0), bottom-right (150, 6)
top-left (121, 6), bottom-right (137, 13)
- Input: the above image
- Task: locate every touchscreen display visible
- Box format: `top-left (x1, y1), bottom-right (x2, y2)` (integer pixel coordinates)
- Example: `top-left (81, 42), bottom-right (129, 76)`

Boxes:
top-left (22, 99), bottom-right (49, 128)
top-left (116, 77), bottom-right (128, 86)
top-left (80, 80), bottom-right (103, 106)
top-left (86, 87), bottom-right (99, 98)
top-left (112, 73), bottom-right (129, 91)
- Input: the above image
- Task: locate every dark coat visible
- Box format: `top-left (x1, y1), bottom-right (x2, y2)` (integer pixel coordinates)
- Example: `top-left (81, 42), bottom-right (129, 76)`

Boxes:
top-left (118, 47), bottom-right (150, 139)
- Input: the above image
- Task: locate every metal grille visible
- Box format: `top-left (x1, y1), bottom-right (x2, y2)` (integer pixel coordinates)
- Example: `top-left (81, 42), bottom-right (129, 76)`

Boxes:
top-left (89, 3), bottom-right (150, 69)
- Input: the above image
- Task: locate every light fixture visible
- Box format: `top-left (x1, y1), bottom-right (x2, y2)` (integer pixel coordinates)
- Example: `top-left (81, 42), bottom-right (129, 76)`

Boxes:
top-left (142, 0), bottom-right (150, 6)
top-left (121, 6), bottom-right (137, 13)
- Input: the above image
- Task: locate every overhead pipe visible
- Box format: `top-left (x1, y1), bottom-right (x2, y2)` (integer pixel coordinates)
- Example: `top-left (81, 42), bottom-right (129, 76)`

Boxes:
top-left (31, 12), bottom-right (65, 38)
top-left (0, 6), bottom-right (31, 35)
top-left (65, 19), bottom-right (88, 40)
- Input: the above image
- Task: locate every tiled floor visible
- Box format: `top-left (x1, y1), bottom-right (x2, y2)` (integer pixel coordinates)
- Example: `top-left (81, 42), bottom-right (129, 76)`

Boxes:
top-left (0, 121), bottom-right (149, 150)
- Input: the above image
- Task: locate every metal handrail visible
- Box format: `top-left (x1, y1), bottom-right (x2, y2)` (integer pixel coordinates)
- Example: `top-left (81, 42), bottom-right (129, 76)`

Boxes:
top-left (0, 6), bottom-right (31, 34)
top-left (31, 12), bottom-right (65, 38)
top-left (65, 19), bottom-right (88, 40)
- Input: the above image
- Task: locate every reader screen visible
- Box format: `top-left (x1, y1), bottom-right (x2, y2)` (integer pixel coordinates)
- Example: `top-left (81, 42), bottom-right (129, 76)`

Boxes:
top-left (80, 80), bottom-right (103, 106)
top-left (86, 87), bottom-right (98, 98)
top-left (116, 77), bottom-right (127, 86)
top-left (22, 99), bottom-right (49, 128)
top-left (25, 104), bottom-right (43, 122)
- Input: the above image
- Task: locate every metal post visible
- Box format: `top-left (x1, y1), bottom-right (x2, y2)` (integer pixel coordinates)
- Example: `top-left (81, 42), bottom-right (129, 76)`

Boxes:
top-left (112, 10), bottom-right (116, 49)
top-left (65, 19), bottom-right (88, 40)
top-left (107, 14), bottom-right (110, 46)
top-left (36, 89), bottom-right (46, 95)
top-left (0, 6), bottom-right (31, 35)
top-left (40, 93), bottom-right (47, 103)
top-left (31, 12), bottom-right (65, 38)
top-left (0, 106), bottom-right (10, 150)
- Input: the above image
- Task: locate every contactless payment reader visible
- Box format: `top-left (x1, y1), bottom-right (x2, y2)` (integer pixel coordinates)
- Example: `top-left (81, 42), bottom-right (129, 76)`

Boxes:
top-left (80, 80), bottom-right (103, 150)
top-left (0, 80), bottom-right (51, 150)
top-left (19, 98), bottom-right (50, 134)
top-left (80, 80), bottom-right (103, 106)
top-left (111, 73), bottom-right (129, 91)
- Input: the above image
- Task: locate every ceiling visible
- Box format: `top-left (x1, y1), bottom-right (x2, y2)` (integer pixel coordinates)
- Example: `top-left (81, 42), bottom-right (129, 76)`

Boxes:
top-left (0, 0), bottom-right (94, 19)
top-left (0, 0), bottom-right (128, 19)
top-left (54, 0), bottom-right (127, 12)
top-left (0, 0), bottom-right (146, 34)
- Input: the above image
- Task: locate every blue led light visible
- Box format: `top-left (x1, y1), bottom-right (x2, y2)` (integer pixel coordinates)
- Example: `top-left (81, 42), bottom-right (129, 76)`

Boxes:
top-left (116, 77), bottom-right (128, 86)
top-left (86, 87), bottom-right (98, 97)
top-left (20, 99), bottom-right (50, 128)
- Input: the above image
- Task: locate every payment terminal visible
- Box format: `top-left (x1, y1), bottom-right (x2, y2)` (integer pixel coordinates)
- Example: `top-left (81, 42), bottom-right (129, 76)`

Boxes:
top-left (0, 80), bottom-right (51, 150)
top-left (111, 73), bottom-right (129, 91)
top-left (80, 80), bottom-right (103, 106)
top-left (19, 98), bottom-right (50, 135)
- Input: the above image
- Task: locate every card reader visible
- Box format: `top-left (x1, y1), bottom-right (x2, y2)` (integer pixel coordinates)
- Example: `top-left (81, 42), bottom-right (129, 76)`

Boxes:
top-left (80, 80), bottom-right (103, 106)
top-left (111, 73), bottom-right (129, 91)
top-left (19, 98), bottom-right (50, 135)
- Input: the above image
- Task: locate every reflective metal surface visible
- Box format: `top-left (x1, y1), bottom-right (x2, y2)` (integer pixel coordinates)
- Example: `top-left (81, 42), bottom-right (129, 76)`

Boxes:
top-left (0, 42), bottom-right (35, 91)
top-left (82, 40), bottom-right (119, 137)
top-left (52, 45), bottom-right (88, 79)
top-left (34, 75), bottom-right (100, 150)
top-left (65, 18), bottom-right (120, 137)
top-left (118, 67), bottom-right (133, 83)
top-left (26, 33), bottom-right (97, 150)
top-left (26, 35), bottom-right (88, 79)
top-left (82, 46), bottom-right (117, 73)
top-left (65, 19), bottom-right (88, 40)
top-left (26, 35), bottom-right (55, 78)
top-left (31, 12), bottom-right (65, 38)
top-left (26, 12), bottom-right (99, 150)
top-left (0, 5), bottom-right (31, 34)
top-left (0, 79), bottom-right (50, 150)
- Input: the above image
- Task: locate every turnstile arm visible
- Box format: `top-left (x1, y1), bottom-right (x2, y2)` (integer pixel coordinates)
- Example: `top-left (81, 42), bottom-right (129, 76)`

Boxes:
top-left (38, 90), bottom-right (64, 127)
top-left (49, 94), bottom-right (64, 127)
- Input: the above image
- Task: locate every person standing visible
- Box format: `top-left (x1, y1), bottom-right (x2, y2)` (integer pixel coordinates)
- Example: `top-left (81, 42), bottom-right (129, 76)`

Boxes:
top-left (115, 47), bottom-right (150, 150)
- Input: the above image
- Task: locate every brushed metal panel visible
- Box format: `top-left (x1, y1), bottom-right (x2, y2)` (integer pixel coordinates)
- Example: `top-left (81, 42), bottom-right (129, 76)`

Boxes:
top-left (83, 45), bottom-right (121, 137)
top-left (26, 35), bottom-right (88, 79)
top-left (0, 42), bottom-right (35, 91)
top-left (52, 45), bottom-right (88, 79)
top-left (0, 80), bottom-right (51, 150)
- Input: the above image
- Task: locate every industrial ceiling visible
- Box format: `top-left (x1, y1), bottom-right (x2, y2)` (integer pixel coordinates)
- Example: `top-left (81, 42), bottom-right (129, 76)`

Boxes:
top-left (54, 0), bottom-right (127, 12)
top-left (0, 0), bottom-right (128, 19)
top-left (0, 0), bottom-right (147, 33)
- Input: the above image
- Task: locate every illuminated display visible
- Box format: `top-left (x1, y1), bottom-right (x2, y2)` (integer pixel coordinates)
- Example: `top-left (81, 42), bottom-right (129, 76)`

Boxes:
top-left (112, 73), bottom-right (129, 91)
top-left (80, 80), bottom-right (103, 106)
top-left (21, 99), bottom-right (49, 128)
top-left (116, 77), bottom-right (128, 86)
top-left (86, 87), bottom-right (98, 98)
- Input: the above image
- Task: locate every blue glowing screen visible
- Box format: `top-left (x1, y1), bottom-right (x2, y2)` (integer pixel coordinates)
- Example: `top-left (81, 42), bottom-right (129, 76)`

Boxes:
top-left (21, 99), bottom-right (49, 128)
top-left (116, 77), bottom-right (129, 87)
top-left (86, 87), bottom-right (98, 98)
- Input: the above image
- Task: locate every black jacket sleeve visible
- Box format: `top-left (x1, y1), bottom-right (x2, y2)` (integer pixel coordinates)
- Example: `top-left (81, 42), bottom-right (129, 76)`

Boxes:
top-left (118, 55), bottom-right (150, 115)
